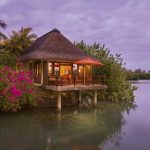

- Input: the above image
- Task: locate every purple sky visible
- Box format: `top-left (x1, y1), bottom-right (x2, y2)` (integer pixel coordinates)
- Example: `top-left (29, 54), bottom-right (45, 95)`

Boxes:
top-left (0, 0), bottom-right (150, 70)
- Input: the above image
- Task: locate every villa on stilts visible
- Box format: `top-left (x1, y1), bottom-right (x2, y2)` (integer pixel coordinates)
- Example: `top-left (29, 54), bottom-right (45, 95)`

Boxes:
top-left (19, 29), bottom-right (107, 111)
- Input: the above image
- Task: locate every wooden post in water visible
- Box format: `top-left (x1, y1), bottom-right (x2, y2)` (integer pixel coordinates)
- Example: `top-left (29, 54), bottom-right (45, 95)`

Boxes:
top-left (57, 91), bottom-right (62, 112)
top-left (94, 90), bottom-right (97, 107)
top-left (79, 90), bottom-right (82, 104)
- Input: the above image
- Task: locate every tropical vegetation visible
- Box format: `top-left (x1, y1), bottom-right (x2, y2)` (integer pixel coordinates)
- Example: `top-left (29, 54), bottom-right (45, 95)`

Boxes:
top-left (0, 20), bottom-right (7, 40)
top-left (76, 41), bottom-right (136, 102)
top-left (0, 63), bottom-right (35, 112)
top-left (0, 27), bottom-right (37, 67)
top-left (5, 27), bottom-right (37, 56)
top-left (0, 25), bottom-right (37, 112)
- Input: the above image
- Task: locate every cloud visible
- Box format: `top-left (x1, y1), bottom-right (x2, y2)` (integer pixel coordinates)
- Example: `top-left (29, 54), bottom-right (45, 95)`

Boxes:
top-left (0, 0), bottom-right (10, 6)
top-left (0, 0), bottom-right (150, 70)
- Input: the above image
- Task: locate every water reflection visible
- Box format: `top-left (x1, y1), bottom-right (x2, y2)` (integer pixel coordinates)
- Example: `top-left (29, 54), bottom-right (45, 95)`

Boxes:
top-left (0, 102), bottom-right (136, 150)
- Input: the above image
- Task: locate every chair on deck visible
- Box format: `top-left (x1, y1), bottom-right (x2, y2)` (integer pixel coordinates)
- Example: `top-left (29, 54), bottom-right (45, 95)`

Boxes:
top-left (61, 74), bottom-right (72, 85)
top-left (73, 75), bottom-right (84, 86)
top-left (48, 75), bottom-right (62, 86)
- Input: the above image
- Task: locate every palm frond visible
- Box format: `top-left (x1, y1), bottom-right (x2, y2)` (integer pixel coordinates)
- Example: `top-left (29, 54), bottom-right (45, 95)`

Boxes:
top-left (28, 34), bottom-right (37, 40)
top-left (0, 20), bottom-right (7, 29)
top-left (0, 32), bottom-right (8, 40)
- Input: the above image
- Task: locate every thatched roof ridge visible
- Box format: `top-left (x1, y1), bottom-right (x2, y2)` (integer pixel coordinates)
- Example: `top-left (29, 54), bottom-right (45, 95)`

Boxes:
top-left (19, 28), bottom-right (87, 61)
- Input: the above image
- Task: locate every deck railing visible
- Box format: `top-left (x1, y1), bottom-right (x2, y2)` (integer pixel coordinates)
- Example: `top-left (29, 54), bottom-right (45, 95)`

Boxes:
top-left (48, 75), bottom-right (106, 86)
top-left (34, 74), bottom-right (41, 84)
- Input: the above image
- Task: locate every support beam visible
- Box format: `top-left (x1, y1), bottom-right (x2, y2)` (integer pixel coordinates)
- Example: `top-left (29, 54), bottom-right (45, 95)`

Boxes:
top-left (79, 90), bottom-right (82, 104)
top-left (41, 60), bottom-right (43, 84)
top-left (57, 91), bottom-right (62, 112)
top-left (94, 90), bottom-right (97, 107)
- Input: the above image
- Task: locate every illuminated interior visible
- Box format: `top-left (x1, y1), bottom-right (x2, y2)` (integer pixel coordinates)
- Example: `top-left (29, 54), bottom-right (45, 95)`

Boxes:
top-left (54, 63), bottom-right (60, 75)
top-left (48, 62), bottom-right (53, 75)
top-left (78, 65), bottom-right (84, 76)
top-left (60, 65), bottom-right (72, 76)
top-left (85, 65), bottom-right (92, 76)
top-left (48, 62), bottom-right (92, 78)
top-left (48, 62), bottom-right (72, 76)
top-left (73, 64), bottom-right (77, 75)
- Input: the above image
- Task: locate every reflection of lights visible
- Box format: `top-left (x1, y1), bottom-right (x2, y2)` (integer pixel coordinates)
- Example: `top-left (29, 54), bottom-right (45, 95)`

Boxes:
top-left (79, 69), bottom-right (81, 73)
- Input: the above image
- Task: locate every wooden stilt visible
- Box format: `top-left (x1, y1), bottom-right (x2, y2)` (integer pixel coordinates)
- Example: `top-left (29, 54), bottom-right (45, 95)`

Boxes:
top-left (79, 90), bottom-right (82, 103)
top-left (57, 91), bottom-right (62, 112)
top-left (94, 90), bottom-right (97, 107)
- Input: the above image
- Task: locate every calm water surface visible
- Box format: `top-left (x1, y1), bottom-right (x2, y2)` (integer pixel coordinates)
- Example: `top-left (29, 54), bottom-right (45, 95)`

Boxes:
top-left (0, 80), bottom-right (150, 150)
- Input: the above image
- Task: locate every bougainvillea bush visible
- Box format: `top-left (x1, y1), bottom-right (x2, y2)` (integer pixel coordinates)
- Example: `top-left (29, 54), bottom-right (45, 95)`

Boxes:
top-left (0, 65), bottom-right (35, 112)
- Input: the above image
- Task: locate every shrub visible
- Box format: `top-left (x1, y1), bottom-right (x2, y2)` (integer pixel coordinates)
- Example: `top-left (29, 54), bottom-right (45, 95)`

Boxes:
top-left (0, 64), bottom-right (35, 112)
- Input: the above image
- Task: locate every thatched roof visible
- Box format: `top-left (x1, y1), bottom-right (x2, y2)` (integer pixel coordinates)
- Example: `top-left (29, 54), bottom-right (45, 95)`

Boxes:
top-left (19, 29), bottom-right (87, 61)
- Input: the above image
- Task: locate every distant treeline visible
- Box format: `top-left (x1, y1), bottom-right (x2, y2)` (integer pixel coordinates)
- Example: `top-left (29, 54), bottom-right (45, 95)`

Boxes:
top-left (126, 69), bottom-right (150, 80)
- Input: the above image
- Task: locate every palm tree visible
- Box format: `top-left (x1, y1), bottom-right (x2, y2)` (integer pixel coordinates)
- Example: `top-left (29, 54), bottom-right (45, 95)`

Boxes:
top-left (0, 20), bottom-right (7, 29)
top-left (0, 20), bottom-right (7, 40)
top-left (6, 27), bottom-right (37, 56)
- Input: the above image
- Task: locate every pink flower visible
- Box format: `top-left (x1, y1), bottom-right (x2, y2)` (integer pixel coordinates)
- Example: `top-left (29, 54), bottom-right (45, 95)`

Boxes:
top-left (26, 79), bottom-right (32, 84)
top-left (18, 73), bottom-right (26, 81)
top-left (10, 86), bottom-right (22, 97)
top-left (0, 65), bottom-right (33, 111)
top-left (28, 89), bottom-right (33, 93)
top-left (4, 66), bottom-right (9, 71)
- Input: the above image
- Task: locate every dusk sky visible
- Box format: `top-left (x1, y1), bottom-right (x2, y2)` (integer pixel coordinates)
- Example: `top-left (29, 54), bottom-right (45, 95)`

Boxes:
top-left (0, 0), bottom-right (150, 70)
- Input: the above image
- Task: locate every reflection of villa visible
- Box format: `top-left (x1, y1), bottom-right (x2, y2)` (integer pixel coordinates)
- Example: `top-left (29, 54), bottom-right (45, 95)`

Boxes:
top-left (19, 29), bottom-right (107, 111)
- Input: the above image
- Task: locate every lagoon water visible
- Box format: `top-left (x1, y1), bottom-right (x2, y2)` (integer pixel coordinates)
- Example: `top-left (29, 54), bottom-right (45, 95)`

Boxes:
top-left (0, 80), bottom-right (150, 150)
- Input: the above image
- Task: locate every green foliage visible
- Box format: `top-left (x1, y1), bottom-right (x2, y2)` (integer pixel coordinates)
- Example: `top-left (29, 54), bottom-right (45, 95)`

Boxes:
top-left (5, 27), bottom-right (37, 56)
top-left (0, 51), bottom-right (16, 67)
top-left (0, 27), bottom-right (37, 67)
top-left (0, 33), bottom-right (8, 40)
top-left (0, 20), bottom-right (7, 40)
top-left (76, 40), bottom-right (136, 102)
top-left (0, 20), bottom-right (7, 29)
top-left (127, 69), bottom-right (150, 80)
top-left (19, 93), bottom-right (36, 108)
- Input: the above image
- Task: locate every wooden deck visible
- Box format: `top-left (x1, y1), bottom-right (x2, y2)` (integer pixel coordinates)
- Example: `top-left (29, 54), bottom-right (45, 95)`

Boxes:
top-left (42, 84), bottom-right (107, 91)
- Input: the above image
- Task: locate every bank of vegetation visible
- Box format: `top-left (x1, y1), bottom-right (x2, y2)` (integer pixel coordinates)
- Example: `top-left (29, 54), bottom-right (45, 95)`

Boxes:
top-left (126, 69), bottom-right (150, 80)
